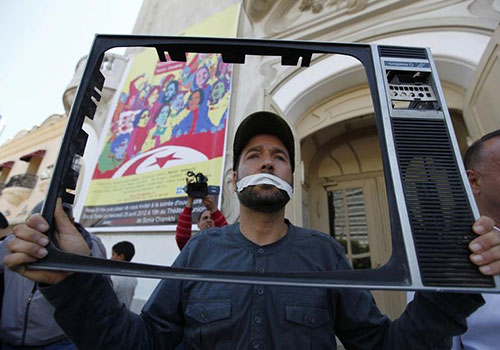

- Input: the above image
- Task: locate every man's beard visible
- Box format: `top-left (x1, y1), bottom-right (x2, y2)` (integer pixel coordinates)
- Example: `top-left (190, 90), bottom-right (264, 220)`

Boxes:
top-left (237, 184), bottom-right (290, 213)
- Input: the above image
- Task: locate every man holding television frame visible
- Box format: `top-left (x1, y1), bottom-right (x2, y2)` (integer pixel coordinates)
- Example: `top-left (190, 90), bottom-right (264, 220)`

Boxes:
top-left (4, 111), bottom-right (500, 350)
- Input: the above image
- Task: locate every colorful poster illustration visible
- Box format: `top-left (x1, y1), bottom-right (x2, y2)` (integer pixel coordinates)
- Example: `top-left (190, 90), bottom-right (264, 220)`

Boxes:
top-left (80, 50), bottom-right (233, 229)
top-left (79, 3), bottom-right (239, 230)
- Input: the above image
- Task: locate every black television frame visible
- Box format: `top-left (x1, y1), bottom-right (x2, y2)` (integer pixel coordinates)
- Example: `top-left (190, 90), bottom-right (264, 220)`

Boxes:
top-left (29, 35), bottom-right (500, 293)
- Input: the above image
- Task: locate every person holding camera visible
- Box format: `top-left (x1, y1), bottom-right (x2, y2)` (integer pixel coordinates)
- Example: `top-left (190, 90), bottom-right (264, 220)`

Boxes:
top-left (175, 193), bottom-right (227, 250)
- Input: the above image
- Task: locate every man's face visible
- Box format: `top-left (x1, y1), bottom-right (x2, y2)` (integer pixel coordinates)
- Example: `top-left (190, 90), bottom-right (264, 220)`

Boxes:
top-left (197, 209), bottom-right (214, 230)
top-left (471, 137), bottom-right (500, 219)
top-left (233, 134), bottom-right (293, 212)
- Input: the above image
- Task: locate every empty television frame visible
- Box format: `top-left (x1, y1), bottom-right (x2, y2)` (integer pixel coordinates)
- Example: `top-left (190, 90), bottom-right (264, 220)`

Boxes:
top-left (29, 35), bottom-right (500, 293)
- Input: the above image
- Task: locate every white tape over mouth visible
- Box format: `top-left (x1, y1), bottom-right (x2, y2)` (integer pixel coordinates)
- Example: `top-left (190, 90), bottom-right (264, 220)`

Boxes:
top-left (236, 173), bottom-right (293, 199)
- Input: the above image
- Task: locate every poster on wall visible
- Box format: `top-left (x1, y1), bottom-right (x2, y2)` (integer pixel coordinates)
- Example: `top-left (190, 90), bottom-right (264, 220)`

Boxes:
top-left (79, 3), bottom-right (240, 231)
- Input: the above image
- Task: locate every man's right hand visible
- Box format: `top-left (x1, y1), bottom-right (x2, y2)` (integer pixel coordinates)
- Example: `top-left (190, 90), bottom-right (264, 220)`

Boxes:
top-left (3, 199), bottom-right (90, 285)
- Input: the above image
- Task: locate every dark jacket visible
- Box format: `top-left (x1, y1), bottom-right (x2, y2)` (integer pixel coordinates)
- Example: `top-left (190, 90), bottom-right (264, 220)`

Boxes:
top-left (41, 222), bottom-right (484, 349)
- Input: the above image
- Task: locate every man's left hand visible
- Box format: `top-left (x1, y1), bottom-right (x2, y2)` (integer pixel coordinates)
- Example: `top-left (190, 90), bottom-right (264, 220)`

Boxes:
top-left (470, 216), bottom-right (500, 275)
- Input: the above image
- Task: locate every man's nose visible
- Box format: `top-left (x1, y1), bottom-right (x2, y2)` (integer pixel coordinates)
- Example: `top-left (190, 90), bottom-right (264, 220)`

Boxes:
top-left (260, 157), bottom-right (274, 172)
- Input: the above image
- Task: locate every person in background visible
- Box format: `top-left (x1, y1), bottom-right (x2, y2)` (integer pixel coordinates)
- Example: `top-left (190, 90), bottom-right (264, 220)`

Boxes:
top-left (452, 129), bottom-right (500, 349)
top-left (175, 194), bottom-right (227, 250)
top-left (110, 241), bottom-right (138, 310)
top-left (0, 202), bottom-right (106, 349)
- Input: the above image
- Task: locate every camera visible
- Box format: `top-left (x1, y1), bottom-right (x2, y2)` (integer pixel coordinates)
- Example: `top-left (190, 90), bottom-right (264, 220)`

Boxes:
top-left (184, 171), bottom-right (220, 198)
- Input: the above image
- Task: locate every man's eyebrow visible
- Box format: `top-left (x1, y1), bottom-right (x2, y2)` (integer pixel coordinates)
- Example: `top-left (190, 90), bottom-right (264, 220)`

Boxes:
top-left (271, 147), bottom-right (288, 157)
top-left (244, 145), bottom-right (264, 154)
top-left (244, 145), bottom-right (289, 158)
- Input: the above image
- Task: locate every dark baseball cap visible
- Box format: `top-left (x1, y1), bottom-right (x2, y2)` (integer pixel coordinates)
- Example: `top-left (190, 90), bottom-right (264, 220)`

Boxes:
top-left (233, 111), bottom-right (295, 172)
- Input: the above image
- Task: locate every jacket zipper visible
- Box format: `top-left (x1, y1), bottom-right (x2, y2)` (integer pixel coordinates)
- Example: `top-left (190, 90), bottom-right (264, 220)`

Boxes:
top-left (20, 282), bottom-right (37, 346)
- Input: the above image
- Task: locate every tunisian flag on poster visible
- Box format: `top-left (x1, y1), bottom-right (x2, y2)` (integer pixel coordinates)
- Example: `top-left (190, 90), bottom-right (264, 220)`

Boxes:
top-left (96, 130), bottom-right (226, 179)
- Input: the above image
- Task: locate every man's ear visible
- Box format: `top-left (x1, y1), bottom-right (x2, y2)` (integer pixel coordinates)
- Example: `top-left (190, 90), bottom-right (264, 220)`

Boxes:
top-left (467, 169), bottom-right (481, 195)
top-left (232, 171), bottom-right (238, 192)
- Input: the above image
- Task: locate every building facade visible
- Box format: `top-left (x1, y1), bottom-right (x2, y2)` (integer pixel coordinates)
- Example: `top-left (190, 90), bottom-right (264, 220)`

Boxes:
top-left (0, 115), bottom-right (66, 225)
